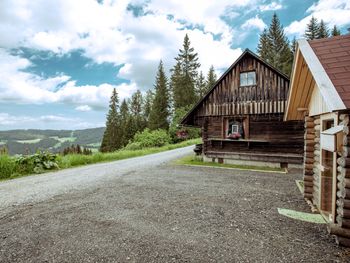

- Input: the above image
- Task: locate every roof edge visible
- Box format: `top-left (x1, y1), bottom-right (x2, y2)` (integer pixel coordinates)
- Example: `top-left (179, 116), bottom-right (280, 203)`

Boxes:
top-left (298, 38), bottom-right (346, 111)
top-left (181, 49), bottom-right (290, 125)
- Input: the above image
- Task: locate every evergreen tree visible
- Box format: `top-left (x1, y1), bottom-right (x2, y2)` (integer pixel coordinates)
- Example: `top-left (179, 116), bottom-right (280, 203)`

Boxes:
top-left (149, 60), bottom-right (169, 130)
top-left (143, 89), bottom-right (154, 122)
top-left (305, 16), bottom-right (319, 40)
top-left (196, 71), bottom-right (207, 98)
top-left (100, 88), bottom-right (122, 152)
top-left (291, 36), bottom-right (297, 55)
top-left (331, 25), bottom-right (341, 36)
top-left (130, 90), bottom-right (145, 133)
top-left (206, 65), bottom-right (217, 92)
top-left (171, 34), bottom-right (201, 110)
top-left (257, 29), bottom-right (271, 62)
top-left (318, 20), bottom-right (329, 39)
top-left (257, 13), bottom-right (293, 75)
top-left (120, 99), bottom-right (132, 146)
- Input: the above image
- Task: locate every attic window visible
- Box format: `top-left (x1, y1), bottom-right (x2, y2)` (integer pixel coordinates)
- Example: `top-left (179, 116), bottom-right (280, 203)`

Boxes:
top-left (240, 71), bottom-right (256, 86)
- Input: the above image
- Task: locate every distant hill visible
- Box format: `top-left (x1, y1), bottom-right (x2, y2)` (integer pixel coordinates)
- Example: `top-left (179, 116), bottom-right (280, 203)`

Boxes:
top-left (0, 127), bottom-right (105, 155)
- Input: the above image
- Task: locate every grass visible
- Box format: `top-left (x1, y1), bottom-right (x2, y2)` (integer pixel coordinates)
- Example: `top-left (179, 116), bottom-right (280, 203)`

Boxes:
top-left (16, 139), bottom-right (42, 144)
top-left (0, 138), bottom-right (201, 181)
top-left (175, 155), bottom-right (286, 173)
top-left (51, 136), bottom-right (77, 148)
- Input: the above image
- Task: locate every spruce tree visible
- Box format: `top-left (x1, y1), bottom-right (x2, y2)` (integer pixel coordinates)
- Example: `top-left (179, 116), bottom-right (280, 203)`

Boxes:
top-left (120, 99), bottom-right (132, 146)
top-left (318, 20), bottom-right (329, 39)
top-left (100, 88), bottom-right (122, 152)
top-left (331, 25), bottom-right (341, 36)
top-left (149, 60), bottom-right (169, 130)
top-left (143, 89), bottom-right (154, 122)
top-left (258, 13), bottom-right (293, 76)
top-left (130, 90), bottom-right (145, 132)
top-left (206, 65), bottom-right (217, 92)
top-left (291, 36), bottom-right (297, 55)
top-left (305, 16), bottom-right (319, 40)
top-left (257, 29), bottom-right (271, 62)
top-left (196, 71), bottom-right (207, 98)
top-left (171, 34), bottom-right (200, 110)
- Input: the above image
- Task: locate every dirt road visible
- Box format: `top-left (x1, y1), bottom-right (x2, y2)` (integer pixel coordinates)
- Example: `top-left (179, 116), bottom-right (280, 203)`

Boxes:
top-left (0, 147), bottom-right (349, 262)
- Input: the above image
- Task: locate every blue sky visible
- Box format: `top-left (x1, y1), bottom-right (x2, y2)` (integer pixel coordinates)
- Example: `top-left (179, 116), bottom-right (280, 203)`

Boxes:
top-left (0, 0), bottom-right (349, 130)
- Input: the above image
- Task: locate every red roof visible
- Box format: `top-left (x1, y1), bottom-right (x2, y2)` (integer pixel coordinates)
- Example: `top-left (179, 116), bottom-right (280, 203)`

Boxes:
top-left (309, 35), bottom-right (350, 108)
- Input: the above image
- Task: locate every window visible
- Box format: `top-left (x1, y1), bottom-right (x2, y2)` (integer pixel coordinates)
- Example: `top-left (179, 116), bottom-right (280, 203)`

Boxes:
top-left (240, 71), bottom-right (256, 86)
top-left (227, 119), bottom-right (244, 139)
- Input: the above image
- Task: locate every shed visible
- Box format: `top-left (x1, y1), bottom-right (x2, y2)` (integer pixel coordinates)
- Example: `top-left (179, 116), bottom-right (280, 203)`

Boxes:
top-left (284, 34), bottom-right (350, 246)
top-left (181, 49), bottom-right (304, 168)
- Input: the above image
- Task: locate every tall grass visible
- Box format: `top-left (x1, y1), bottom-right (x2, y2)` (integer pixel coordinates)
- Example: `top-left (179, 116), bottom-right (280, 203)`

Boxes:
top-left (0, 155), bottom-right (18, 179)
top-left (0, 138), bottom-right (201, 180)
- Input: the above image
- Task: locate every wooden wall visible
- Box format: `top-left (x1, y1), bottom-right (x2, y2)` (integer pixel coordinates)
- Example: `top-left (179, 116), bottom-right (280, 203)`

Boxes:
top-left (193, 54), bottom-right (289, 119)
top-left (202, 114), bottom-right (304, 164)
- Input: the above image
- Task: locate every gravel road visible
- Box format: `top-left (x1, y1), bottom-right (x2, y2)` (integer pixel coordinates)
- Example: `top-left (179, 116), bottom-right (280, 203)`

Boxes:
top-left (1, 147), bottom-right (349, 262)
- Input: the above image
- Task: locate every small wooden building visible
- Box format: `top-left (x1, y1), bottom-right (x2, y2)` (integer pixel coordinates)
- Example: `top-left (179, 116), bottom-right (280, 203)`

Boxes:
top-left (284, 35), bottom-right (350, 246)
top-left (181, 49), bottom-right (304, 168)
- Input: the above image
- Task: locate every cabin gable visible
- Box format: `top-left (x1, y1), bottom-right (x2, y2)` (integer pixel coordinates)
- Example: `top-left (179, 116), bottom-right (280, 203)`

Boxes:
top-left (182, 50), bottom-right (290, 126)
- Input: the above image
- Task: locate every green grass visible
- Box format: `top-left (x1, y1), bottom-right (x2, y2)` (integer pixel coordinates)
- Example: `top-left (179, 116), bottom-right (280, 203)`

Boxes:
top-left (175, 155), bottom-right (285, 172)
top-left (0, 140), bottom-right (7, 145)
top-left (50, 136), bottom-right (77, 148)
top-left (0, 138), bottom-right (201, 181)
top-left (16, 139), bottom-right (42, 144)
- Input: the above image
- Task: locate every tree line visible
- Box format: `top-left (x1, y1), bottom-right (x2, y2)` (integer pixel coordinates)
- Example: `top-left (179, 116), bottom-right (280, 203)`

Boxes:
top-left (100, 34), bottom-right (217, 152)
top-left (257, 13), bottom-right (343, 76)
top-left (102, 13), bottom-right (344, 152)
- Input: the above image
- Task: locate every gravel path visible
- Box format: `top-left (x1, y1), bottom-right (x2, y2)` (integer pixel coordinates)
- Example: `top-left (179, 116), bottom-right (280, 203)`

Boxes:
top-left (1, 147), bottom-right (350, 262)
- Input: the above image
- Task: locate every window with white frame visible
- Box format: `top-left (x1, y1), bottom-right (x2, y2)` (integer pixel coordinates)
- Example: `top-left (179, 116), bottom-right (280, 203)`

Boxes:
top-left (240, 71), bottom-right (256, 86)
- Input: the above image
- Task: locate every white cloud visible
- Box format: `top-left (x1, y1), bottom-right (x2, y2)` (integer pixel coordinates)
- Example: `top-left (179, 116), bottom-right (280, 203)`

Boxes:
top-left (0, 49), bottom-right (137, 109)
top-left (75, 105), bottom-right (92, 112)
top-left (0, 112), bottom-right (102, 130)
top-left (241, 15), bottom-right (266, 31)
top-left (259, 2), bottom-right (282, 11)
top-left (285, 0), bottom-right (350, 36)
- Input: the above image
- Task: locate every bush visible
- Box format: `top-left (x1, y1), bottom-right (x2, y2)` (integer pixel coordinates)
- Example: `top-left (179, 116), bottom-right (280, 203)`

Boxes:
top-left (15, 151), bottom-right (59, 174)
top-left (125, 128), bottom-right (171, 150)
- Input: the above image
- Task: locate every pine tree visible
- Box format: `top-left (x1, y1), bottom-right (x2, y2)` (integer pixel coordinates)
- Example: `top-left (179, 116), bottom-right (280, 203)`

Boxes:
top-left (143, 89), bottom-right (154, 122)
top-left (331, 25), bottom-right (341, 36)
top-left (130, 90), bottom-right (145, 133)
top-left (171, 34), bottom-right (201, 110)
top-left (257, 29), bottom-right (271, 62)
top-left (206, 65), bottom-right (217, 92)
top-left (318, 20), bottom-right (329, 39)
top-left (196, 71), bottom-right (207, 98)
top-left (291, 36), bottom-right (297, 55)
top-left (100, 88), bottom-right (122, 152)
top-left (258, 13), bottom-right (293, 75)
top-left (120, 99), bottom-right (132, 146)
top-left (305, 16), bottom-right (319, 40)
top-left (149, 60), bottom-right (169, 130)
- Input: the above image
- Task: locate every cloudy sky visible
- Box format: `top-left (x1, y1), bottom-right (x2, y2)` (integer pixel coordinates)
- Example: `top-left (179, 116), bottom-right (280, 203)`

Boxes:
top-left (0, 0), bottom-right (349, 130)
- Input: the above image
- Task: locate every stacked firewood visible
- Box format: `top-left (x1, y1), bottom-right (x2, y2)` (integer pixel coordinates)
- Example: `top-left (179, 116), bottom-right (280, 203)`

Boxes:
top-left (303, 116), bottom-right (316, 200)
top-left (331, 113), bottom-right (350, 247)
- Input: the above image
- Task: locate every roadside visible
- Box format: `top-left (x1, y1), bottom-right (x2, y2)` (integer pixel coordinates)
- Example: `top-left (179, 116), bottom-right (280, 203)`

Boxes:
top-left (1, 159), bottom-right (349, 262)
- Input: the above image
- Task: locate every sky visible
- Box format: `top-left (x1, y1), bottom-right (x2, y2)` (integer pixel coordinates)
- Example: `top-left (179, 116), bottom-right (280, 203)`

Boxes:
top-left (0, 0), bottom-right (349, 130)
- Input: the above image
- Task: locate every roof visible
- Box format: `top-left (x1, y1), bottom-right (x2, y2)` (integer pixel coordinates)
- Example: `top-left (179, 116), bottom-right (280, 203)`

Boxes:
top-left (284, 35), bottom-right (349, 121)
top-left (309, 35), bottom-right (350, 108)
top-left (181, 49), bottom-right (289, 126)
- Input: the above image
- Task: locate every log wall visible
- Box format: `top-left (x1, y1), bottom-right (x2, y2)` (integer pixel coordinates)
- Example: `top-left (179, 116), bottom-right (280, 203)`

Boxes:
top-left (303, 116), bottom-right (316, 200)
top-left (334, 113), bottom-right (350, 246)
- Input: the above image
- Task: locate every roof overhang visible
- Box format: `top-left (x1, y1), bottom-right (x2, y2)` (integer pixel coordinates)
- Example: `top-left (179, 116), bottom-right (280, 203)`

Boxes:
top-left (284, 39), bottom-right (346, 121)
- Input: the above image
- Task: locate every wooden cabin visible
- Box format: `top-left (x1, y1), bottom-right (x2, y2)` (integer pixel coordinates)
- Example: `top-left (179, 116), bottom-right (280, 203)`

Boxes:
top-left (181, 49), bottom-right (304, 168)
top-left (284, 35), bottom-right (350, 246)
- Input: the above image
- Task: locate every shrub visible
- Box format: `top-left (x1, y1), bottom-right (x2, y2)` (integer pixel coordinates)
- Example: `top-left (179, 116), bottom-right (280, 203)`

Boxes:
top-left (15, 151), bottom-right (59, 174)
top-left (125, 128), bottom-right (171, 150)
